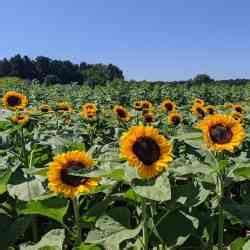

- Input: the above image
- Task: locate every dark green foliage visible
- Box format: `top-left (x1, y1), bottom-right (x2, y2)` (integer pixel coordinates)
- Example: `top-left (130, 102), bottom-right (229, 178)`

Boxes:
top-left (0, 55), bottom-right (124, 85)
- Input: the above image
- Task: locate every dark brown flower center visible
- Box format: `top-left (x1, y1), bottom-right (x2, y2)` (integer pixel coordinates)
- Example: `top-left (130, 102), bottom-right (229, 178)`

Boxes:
top-left (133, 137), bottom-right (160, 165)
top-left (235, 107), bottom-right (242, 113)
top-left (58, 107), bottom-right (69, 112)
top-left (60, 162), bottom-right (89, 187)
top-left (165, 103), bottom-right (173, 111)
top-left (7, 96), bottom-right (21, 107)
top-left (117, 109), bottom-right (127, 118)
top-left (197, 107), bottom-right (205, 118)
top-left (171, 116), bottom-right (180, 125)
top-left (41, 107), bottom-right (49, 112)
top-left (87, 113), bottom-right (95, 119)
top-left (207, 108), bottom-right (215, 115)
top-left (209, 124), bottom-right (233, 144)
top-left (17, 115), bottom-right (25, 120)
top-left (144, 115), bottom-right (153, 123)
top-left (135, 102), bottom-right (142, 110)
top-left (143, 103), bottom-right (149, 109)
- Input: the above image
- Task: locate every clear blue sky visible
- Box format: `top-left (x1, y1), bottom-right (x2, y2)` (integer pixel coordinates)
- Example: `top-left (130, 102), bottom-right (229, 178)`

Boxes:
top-left (1, 0), bottom-right (250, 81)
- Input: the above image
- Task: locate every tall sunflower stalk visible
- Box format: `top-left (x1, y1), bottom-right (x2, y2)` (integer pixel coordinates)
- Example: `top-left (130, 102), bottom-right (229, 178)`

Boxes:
top-left (19, 126), bottom-right (38, 242)
top-left (197, 114), bottom-right (245, 249)
top-left (119, 125), bottom-right (173, 248)
top-left (47, 150), bottom-right (99, 245)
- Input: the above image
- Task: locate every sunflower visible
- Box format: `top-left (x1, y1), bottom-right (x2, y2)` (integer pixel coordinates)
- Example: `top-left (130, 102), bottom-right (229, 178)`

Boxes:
top-left (82, 103), bottom-right (97, 113)
top-left (39, 104), bottom-right (52, 113)
top-left (11, 113), bottom-right (30, 125)
top-left (80, 110), bottom-right (97, 121)
top-left (56, 102), bottom-right (73, 112)
top-left (133, 101), bottom-right (143, 111)
top-left (2, 91), bottom-right (28, 110)
top-left (113, 105), bottom-right (131, 122)
top-left (48, 151), bottom-right (98, 198)
top-left (191, 103), bottom-right (207, 119)
top-left (144, 112), bottom-right (154, 124)
top-left (168, 112), bottom-right (182, 126)
top-left (161, 99), bottom-right (176, 113)
top-left (141, 100), bottom-right (153, 111)
top-left (224, 103), bottom-right (233, 109)
top-left (232, 112), bottom-right (244, 123)
top-left (233, 104), bottom-right (244, 114)
top-left (120, 125), bottom-right (173, 179)
top-left (206, 105), bottom-right (216, 115)
top-left (197, 114), bottom-right (245, 152)
top-left (194, 98), bottom-right (205, 106)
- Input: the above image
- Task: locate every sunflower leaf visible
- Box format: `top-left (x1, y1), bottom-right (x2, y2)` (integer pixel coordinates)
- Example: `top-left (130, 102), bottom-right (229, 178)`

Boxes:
top-left (17, 197), bottom-right (69, 223)
top-left (132, 172), bottom-right (171, 201)
top-left (19, 229), bottom-right (65, 250)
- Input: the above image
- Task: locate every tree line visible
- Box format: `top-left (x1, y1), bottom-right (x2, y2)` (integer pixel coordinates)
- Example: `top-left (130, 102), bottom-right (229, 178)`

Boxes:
top-left (0, 54), bottom-right (124, 84)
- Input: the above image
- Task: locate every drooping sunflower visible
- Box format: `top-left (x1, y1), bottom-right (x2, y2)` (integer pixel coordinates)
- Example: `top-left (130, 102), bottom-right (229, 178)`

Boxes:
top-left (82, 103), bottom-right (97, 113)
top-left (168, 112), bottom-right (182, 126)
top-left (191, 103), bottom-right (207, 119)
top-left (141, 100), bottom-right (153, 111)
top-left (197, 114), bottom-right (245, 152)
top-left (206, 105), bottom-right (217, 115)
top-left (161, 99), bottom-right (176, 113)
top-left (11, 113), bottom-right (30, 125)
top-left (39, 104), bottom-right (52, 113)
top-left (120, 125), bottom-right (173, 179)
top-left (56, 102), bottom-right (73, 113)
top-left (113, 105), bottom-right (131, 122)
top-left (133, 101), bottom-right (143, 111)
top-left (2, 91), bottom-right (28, 110)
top-left (233, 104), bottom-right (244, 114)
top-left (48, 151), bottom-right (98, 198)
top-left (194, 98), bottom-right (205, 106)
top-left (144, 112), bottom-right (154, 124)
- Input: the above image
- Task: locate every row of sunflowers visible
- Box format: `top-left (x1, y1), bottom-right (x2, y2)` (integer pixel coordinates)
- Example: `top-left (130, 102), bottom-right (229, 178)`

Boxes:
top-left (0, 84), bottom-right (250, 249)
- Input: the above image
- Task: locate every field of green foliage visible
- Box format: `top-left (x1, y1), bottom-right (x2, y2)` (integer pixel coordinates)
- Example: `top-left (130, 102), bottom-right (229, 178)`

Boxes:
top-left (1, 80), bottom-right (250, 250)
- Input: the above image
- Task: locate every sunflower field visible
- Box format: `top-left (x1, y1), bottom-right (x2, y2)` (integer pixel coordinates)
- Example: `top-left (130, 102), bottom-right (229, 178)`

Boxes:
top-left (1, 80), bottom-right (250, 250)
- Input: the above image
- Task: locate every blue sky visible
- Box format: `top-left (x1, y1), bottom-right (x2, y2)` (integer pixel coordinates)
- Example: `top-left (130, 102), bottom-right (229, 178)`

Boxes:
top-left (1, 0), bottom-right (250, 81)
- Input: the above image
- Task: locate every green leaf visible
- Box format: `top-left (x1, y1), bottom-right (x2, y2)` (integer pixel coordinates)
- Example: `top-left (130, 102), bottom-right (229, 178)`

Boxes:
top-left (86, 215), bottom-right (142, 250)
top-left (71, 168), bottom-right (124, 181)
top-left (124, 189), bottom-right (142, 203)
top-left (73, 244), bottom-right (103, 250)
top-left (133, 172), bottom-right (171, 201)
top-left (223, 198), bottom-right (250, 227)
top-left (230, 237), bottom-right (249, 250)
top-left (20, 229), bottom-right (65, 250)
top-left (17, 197), bottom-right (69, 223)
top-left (170, 158), bottom-right (212, 176)
top-left (243, 240), bottom-right (250, 250)
top-left (0, 168), bottom-right (12, 194)
top-left (234, 167), bottom-right (250, 179)
top-left (156, 210), bottom-right (199, 247)
top-left (23, 167), bottom-right (48, 177)
top-left (0, 215), bottom-right (32, 249)
top-left (7, 178), bottom-right (46, 201)
top-left (107, 207), bottom-right (131, 228)
top-left (82, 198), bottom-right (112, 223)
top-left (173, 182), bottom-right (210, 207)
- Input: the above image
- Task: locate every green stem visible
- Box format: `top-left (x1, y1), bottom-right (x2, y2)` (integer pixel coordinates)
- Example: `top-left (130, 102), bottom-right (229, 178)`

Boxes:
top-left (142, 199), bottom-right (149, 250)
top-left (21, 128), bottom-right (38, 242)
top-left (72, 197), bottom-right (82, 244)
top-left (217, 174), bottom-right (224, 250)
